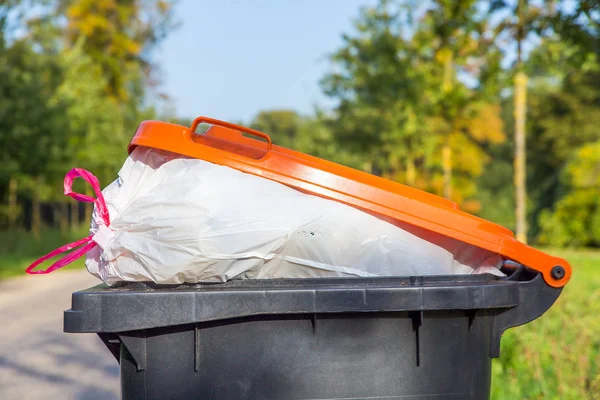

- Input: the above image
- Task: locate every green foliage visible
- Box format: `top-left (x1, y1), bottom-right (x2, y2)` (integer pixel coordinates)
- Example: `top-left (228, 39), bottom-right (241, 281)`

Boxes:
top-left (538, 141), bottom-right (600, 247)
top-left (475, 142), bottom-right (516, 229)
top-left (249, 109), bottom-right (362, 167)
top-left (250, 110), bottom-right (303, 149)
top-left (524, 45), bottom-right (600, 242)
top-left (0, 0), bottom-right (175, 231)
top-left (474, 6), bottom-right (600, 241)
top-left (256, 0), bottom-right (597, 236)
top-left (321, 0), bottom-right (506, 210)
top-left (320, 1), bottom-right (431, 174)
top-left (1, 0), bottom-right (600, 248)
top-left (55, 41), bottom-right (132, 184)
top-left (0, 225), bottom-right (90, 279)
top-left (0, 39), bottom-right (68, 180)
top-left (59, 0), bottom-right (175, 101)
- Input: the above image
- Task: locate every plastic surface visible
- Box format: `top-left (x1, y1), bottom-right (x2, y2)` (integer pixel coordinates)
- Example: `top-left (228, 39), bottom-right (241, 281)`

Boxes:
top-left (65, 271), bottom-right (563, 400)
top-left (128, 117), bottom-right (572, 287)
top-left (85, 146), bottom-right (502, 285)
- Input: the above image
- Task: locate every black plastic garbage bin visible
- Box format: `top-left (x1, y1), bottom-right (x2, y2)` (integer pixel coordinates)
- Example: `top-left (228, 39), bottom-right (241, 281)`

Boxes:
top-left (64, 266), bottom-right (562, 400)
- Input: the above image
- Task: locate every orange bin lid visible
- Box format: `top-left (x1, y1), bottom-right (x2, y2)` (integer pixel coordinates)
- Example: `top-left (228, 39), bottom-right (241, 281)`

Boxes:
top-left (129, 116), bottom-right (571, 288)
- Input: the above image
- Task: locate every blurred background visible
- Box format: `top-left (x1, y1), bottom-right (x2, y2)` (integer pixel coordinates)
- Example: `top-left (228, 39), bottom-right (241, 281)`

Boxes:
top-left (0, 0), bottom-right (598, 399)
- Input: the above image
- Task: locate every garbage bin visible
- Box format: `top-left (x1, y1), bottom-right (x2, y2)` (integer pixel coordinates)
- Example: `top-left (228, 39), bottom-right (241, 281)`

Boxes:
top-left (61, 117), bottom-right (570, 399)
top-left (65, 266), bottom-right (562, 400)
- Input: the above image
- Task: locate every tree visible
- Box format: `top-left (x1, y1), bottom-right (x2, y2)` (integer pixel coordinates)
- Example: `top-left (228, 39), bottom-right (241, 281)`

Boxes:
top-left (528, 63), bottom-right (600, 243)
top-left (57, 0), bottom-right (175, 102)
top-left (321, 1), bottom-right (436, 183)
top-left (322, 0), bottom-right (505, 210)
top-left (538, 140), bottom-right (600, 247)
top-left (249, 109), bottom-right (359, 167)
top-left (488, 0), bottom-right (563, 243)
top-left (0, 0), bottom-right (30, 229)
top-left (250, 110), bottom-right (303, 149)
top-left (0, 0), bottom-right (176, 233)
top-left (384, 1), bottom-right (508, 209)
top-left (474, 1), bottom-right (600, 240)
top-left (52, 41), bottom-right (132, 225)
top-left (420, 0), bottom-right (486, 199)
top-left (517, 1), bottom-right (599, 242)
top-left (0, 38), bottom-right (71, 236)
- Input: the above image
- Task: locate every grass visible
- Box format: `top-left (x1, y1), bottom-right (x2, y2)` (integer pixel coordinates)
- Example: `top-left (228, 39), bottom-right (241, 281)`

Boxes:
top-left (0, 231), bottom-right (598, 398)
top-left (0, 226), bottom-right (89, 278)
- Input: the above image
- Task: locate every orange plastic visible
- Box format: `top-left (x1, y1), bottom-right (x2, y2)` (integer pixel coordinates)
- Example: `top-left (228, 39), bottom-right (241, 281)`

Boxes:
top-left (129, 117), bottom-right (571, 288)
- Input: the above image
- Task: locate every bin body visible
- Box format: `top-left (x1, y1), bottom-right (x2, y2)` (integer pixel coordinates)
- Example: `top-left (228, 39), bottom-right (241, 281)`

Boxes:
top-left (65, 272), bottom-right (561, 400)
top-left (120, 311), bottom-right (492, 399)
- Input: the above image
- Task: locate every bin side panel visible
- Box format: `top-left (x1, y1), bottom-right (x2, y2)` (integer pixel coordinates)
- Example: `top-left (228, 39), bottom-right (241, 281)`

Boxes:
top-left (121, 312), bottom-right (491, 400)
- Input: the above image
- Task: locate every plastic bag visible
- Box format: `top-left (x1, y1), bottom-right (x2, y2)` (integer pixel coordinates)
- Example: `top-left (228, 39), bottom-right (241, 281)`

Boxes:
top-left (83, 147), bottom-right (503, 285)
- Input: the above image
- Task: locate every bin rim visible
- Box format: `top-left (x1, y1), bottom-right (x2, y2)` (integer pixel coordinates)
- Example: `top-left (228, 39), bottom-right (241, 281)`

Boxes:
top-left (127, 117), bottom-right (571, 288)
top-left (65, 272), bottom-right (551, 334)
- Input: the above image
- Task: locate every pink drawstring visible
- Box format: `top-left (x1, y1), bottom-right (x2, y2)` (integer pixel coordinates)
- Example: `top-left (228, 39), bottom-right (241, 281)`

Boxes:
top-left (26, 168), bottom-right (109, 274)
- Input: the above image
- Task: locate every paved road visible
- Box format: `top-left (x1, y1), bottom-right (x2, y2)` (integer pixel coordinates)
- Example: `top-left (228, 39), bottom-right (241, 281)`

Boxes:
top-left (0, 270), bottom-right (120, 400)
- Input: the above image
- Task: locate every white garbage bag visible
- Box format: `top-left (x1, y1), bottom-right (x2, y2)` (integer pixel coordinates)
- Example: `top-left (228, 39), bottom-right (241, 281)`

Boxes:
top-left (86, 146), bottom-right (503, 285)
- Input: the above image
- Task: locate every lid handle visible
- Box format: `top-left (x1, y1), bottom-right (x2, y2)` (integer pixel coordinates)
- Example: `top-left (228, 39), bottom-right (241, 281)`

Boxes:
top-left (191, 116), bottom-right (273, 151)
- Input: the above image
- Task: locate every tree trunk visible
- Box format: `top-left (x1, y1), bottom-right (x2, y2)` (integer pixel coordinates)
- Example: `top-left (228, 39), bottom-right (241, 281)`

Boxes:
top-left (31, 176), bottom-right (42, 239)
top-left (442, 143), bottom-right (452, 200)
top-left (58, 203), bottom-right (69, 232)
top-left (84, 185), bottom-right (93, 220)
top-left (8, 176), bottom-right (17, 229)
top-left (441, 48), bottom-right (453, 199)
top-left (441, 48), bottom-right (453, 93)
top-left (514, 72), bottom-right (528, 243)
top-left (406, 157), bottom-right (416, 186)
top-left (70, 202), bottom-right (79, 230)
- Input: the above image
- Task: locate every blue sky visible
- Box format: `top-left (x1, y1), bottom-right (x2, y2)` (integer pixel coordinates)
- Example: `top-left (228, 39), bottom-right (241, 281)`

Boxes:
top-left (158, 0), bottom-right (375, 122)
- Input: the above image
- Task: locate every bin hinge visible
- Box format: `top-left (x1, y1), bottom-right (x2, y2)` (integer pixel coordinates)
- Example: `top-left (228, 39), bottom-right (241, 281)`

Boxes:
top-left (489, 274), bottom-right (562, 358)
